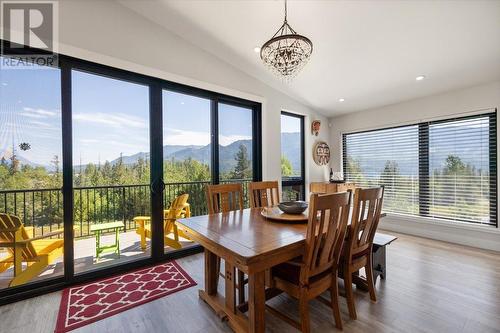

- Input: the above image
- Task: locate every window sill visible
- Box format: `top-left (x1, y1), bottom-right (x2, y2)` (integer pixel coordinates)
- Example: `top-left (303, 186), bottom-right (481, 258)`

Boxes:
top-left (384, 212), bottom-right (500, 234)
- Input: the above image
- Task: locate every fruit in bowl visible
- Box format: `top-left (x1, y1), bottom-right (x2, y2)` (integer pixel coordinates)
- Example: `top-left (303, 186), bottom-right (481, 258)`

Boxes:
top-left (278, 201), bottom-right (308, 214)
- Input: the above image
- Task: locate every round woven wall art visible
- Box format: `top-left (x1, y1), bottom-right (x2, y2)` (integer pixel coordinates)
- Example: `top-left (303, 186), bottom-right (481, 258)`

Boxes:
top-left (313, 141), bottom-right (330, 166)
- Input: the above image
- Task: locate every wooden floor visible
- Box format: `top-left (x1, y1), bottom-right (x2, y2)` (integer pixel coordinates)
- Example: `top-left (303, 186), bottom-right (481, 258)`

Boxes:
top-left (1, 231), bottom-right (499, 333)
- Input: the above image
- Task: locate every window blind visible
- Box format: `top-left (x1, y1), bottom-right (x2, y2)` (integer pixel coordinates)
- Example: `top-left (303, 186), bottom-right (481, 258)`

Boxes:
top-left (343, 112), bottom-right (497, 227)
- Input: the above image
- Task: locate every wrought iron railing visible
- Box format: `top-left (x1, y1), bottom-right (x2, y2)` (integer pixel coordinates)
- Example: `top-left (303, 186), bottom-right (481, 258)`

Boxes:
top-left (0, 179), bottom-right (252, 238)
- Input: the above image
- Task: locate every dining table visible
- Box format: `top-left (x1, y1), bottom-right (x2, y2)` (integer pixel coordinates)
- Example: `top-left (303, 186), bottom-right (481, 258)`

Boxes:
top-left (176, 207), bottom-right (389, 333)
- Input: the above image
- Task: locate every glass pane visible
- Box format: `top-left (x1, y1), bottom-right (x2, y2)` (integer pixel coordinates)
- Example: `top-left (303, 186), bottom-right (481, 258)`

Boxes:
top-left (429, 117), bottom-right (492, 224)
top-left (72, 70), bottom-right (150, 274)
top-left (281, 114), bottom-right (302, 179)
top-left (344, 126), bottom-right (420, 215)
top-left (162, 90), bottom-right (211, 253)
top-left (218, 103), bottom-right (253, 206)
top-left (0, 57), bottom-right (63, 289)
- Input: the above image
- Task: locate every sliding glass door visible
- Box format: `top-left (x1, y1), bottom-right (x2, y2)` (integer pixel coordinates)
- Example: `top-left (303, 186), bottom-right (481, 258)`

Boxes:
top-left (162, 90), bottom-right (211, 252)
top-left (0, 46), bottom-right (261, 303)
top-left (72, 69), bottom-right (151, 274)
top-left (0, 57), bottom-right (64, 290)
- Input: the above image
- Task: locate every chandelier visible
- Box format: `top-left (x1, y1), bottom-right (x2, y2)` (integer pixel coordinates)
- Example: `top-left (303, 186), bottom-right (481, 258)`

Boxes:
top-left (260, 0), bottom-right (313, 79)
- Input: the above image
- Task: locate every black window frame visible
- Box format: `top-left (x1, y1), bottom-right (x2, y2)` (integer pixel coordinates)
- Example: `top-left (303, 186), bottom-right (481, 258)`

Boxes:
top-left (342, 111), bottom-right (498, 228)
top-left (281, 111), bottom-right (306, 200)
top-left (0, 41), bottom-right (262, 304)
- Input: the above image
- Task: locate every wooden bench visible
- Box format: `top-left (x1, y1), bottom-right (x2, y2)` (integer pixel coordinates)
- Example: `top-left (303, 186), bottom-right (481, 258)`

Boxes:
top-left (353, 232), bottom-right (397, 291)
top-left (372, 232), bottom-right (397, 282)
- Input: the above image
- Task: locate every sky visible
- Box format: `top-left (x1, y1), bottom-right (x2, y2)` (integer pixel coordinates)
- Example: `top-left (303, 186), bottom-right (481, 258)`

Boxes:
top-left (0, 62), bottom-right (258, 166)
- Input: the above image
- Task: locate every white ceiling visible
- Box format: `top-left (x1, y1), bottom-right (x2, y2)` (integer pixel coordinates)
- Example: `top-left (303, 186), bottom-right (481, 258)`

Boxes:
top-left (119, 0), bottom-right (500, 117)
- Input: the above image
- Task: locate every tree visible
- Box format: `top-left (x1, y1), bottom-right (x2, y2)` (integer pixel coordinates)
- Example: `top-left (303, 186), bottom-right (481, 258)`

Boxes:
top-left (443, 155), bottom-right (466, 175)
top-left (281, 155), bottom-right (293, 177)
top-left (9, 151), bottom-right (19, 175)
top-left (346, 157), bottom-right (364, 183)
top-left (51, 155), bottom-right (61, 186)
top-left (231, 144), bottom-right (251, 179)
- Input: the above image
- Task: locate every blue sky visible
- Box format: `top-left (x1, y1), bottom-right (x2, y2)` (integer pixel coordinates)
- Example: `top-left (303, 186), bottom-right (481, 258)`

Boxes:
top-left (0, 63), bottom-right (265, 166)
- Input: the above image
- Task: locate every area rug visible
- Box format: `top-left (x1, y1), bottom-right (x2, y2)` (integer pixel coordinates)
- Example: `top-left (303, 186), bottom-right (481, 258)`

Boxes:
top-left (55, 261), bottom-right (196, 332)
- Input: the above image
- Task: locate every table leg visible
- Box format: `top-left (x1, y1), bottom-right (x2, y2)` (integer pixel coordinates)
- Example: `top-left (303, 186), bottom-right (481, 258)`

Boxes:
top-left (205, 249), bottom-right (218, 295)
top-left (248, 270), bottom-right (266, 333)
top-left (225, 262), bottom-right (236, 313)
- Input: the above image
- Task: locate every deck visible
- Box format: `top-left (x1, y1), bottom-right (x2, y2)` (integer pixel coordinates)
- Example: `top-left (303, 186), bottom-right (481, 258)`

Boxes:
top-left (0, 230), bottom-right (196, 290)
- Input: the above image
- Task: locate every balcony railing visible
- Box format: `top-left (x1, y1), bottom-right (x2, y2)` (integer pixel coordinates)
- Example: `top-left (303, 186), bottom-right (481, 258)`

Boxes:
top-left (0, 179), bottom-right (252, 239)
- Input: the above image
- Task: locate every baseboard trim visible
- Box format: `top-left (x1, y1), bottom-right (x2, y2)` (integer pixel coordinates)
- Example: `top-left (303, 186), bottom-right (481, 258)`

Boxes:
top-left (379, 215), bottom-right (500, 252)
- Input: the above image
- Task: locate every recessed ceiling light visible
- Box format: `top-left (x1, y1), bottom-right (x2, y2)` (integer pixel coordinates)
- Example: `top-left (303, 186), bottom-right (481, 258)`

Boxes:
top-left (416, 75), bottom-right (426, 81)
top-left (338, 98), bottom-right (345, 102)
top-left (253, 47), bottom-right (261, 53)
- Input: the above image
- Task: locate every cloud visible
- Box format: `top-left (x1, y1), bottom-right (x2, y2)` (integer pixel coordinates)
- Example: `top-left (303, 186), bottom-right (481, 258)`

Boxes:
top-left (164, 128), bottom-right (210, 146)
top-left (80, 139), bottom-right (100, 144)
top-left (163, 128), bottom-right (250, 146)
top-left (28, 120), bottom-right (52, 127)
top-left (21, 107), bottom-right (58, 118)
top-left (73, 112), bottom-right (147, 129)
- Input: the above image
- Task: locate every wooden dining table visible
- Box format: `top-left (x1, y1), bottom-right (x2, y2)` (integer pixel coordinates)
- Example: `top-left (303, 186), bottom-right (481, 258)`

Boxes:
top-left (176, 207), bottom-right (389, 333)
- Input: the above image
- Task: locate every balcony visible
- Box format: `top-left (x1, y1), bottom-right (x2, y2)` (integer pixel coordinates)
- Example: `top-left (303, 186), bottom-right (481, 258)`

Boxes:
top-left (0, 179), bottom-right (252, 289)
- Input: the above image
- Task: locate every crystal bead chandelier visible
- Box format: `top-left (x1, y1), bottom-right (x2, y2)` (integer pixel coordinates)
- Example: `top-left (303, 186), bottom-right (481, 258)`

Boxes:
top-left (260, 0), bottom-right (313, 79)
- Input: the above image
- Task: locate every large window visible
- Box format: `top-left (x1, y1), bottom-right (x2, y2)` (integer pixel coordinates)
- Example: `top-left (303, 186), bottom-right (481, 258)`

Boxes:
top-left (0, 57), bottom-right (64, 290)
top-left (72, 69), bottom-right (150, 273)
top-left (281, 112), bottom-right (305, 201)
top-left (0, 46), bottom-right (261, 303)
top-left (343, 112), bottom-right (497, 226)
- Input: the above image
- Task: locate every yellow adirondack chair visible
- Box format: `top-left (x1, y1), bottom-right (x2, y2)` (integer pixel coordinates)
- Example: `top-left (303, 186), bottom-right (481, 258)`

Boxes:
top-left (0, 213), bottom-right (64, 287)
top-left (135, 194), bottom-right (192, 250)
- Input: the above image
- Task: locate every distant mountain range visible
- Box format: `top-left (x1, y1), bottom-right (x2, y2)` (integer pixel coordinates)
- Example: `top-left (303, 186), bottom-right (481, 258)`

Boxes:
top-left (2, 132), bottom-right (303, 174)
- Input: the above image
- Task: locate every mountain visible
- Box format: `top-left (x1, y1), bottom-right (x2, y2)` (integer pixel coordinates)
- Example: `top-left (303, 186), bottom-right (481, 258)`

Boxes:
top-left (106, 140), bottom-right (254, 173)
top-left (280, 132), bottom-right (301, 173)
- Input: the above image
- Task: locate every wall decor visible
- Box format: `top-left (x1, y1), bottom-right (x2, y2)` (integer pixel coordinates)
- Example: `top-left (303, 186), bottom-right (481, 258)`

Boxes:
top-left (311, 120), bottom-right (321, 136)
top-left (313, 141), bottom-right (330, 166)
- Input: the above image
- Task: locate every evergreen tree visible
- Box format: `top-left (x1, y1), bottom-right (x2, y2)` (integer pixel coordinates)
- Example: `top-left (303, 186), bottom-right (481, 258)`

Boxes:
top-left (231, 144), bottom-right (251, 179)
top-left (281, 155), bottom-right (293, 177)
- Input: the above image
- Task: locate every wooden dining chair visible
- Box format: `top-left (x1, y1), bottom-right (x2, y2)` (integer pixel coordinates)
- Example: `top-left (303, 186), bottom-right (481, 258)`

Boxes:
top-left (339, 187), bottom-right (384, 320)
top-left (206, 183), bottom-right (244, 214)
top-left (267, 191), bottom-right (351, 332)
top-left (205, 183), bottom-right (246, 302)
top-left (248, 181), bottom-right (280, 208)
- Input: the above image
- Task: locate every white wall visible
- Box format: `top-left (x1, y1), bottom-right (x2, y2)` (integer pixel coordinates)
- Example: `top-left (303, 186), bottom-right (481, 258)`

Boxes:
top-left (329, 81), bottom-right (500, 251)
top-left (54, 0), bottom-right (330, 189)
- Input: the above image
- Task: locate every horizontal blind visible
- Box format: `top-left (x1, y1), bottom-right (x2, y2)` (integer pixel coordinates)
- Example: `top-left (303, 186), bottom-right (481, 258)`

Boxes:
top-left (343, 125), bottom-right (420, 215)
top-left (343, 112), bottom-right (497, 227)
top-left (425, 115), bottom-right (496, 225)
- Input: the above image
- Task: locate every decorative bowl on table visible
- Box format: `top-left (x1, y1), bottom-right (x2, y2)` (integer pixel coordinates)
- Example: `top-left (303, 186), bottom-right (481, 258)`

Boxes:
top-left (278, 201), bottom-right (308, 215)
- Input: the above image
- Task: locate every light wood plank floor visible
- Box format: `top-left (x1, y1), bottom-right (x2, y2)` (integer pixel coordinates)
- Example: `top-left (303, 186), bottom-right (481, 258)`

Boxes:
top-left (1, 231), bottom-right (499, 333)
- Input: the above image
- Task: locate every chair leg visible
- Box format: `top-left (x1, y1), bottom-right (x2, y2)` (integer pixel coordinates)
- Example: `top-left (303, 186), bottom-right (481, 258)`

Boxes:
top-left (330, 276), bottom-right (343, 330)
top-left (344, 270), bottom-right (357, 320)
top-left (365, 255), bottom-right (377, 302)
top-left (299, 295), bottom-right (310, 333)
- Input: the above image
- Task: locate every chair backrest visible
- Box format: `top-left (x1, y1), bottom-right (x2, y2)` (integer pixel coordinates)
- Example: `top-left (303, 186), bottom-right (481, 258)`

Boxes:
top-left (164, 194), bottom-right (189, 231)
top-left (300, 192), bottom-right (351, 284)
top-left (0, 213), bottom-right (37, 260)
top-left (347, 187), bottom-right (384, 260)
top-left (206, 183), bottom-right (244, 214)
top-left (248, 181), bottom-right (280, 208)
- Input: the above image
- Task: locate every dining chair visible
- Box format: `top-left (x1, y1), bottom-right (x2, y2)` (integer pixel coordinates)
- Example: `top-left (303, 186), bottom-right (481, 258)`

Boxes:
top-left (248, 181), bottom-right (280, 208)
top-left (267, 191), bottom-right (351, 332)
top-left (206, 183), bottom-right (244, 214)
top-left (339, 186), bottom-right (384, 320)
top-left (205, 183), bottom-right (246, 302)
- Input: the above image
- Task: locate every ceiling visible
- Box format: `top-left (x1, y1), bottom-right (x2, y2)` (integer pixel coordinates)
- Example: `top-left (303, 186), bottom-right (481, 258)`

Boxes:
top-left (119, 0), bottom-right (500, 117)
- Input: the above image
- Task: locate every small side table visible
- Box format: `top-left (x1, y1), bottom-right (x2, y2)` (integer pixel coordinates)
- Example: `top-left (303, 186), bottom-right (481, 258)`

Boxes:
top-left (90, 221), bottom-right (124, 260)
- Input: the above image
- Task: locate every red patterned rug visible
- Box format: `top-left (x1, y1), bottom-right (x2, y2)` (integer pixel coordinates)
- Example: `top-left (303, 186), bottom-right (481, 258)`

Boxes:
top-left (55, 261), bottom-right (196, 332)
